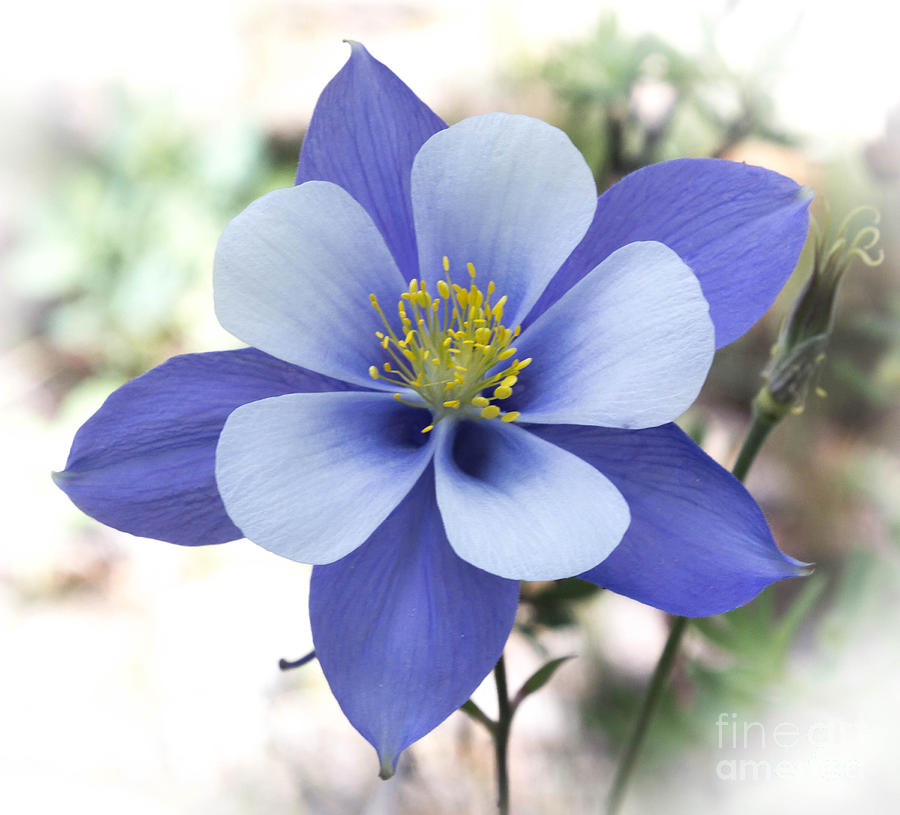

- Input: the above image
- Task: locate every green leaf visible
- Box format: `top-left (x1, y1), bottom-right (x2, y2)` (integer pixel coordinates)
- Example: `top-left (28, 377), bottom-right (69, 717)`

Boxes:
top-left (772, 572), bottom-right (828, 651)
top-left (458, 699), bottom-right (495, 735)
top-left (513, 655), bottom-right (576, 707)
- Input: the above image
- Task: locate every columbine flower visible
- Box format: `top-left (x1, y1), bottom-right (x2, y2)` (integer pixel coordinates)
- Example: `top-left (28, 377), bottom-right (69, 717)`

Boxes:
top-left (54, 43), bottom-right (812, 776)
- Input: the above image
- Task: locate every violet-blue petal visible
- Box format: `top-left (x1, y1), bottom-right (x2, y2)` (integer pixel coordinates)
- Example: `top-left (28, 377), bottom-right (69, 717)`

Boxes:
top-left (296, 41), bottom-right (446, 279)
top-left (215, 391), bottom-right (434, 564)
top-left (433, 419), bottom-right (629, 581)
top-left (528, 158), bottom-right (813, 347)
top-left (528, 423), bottom-right (808, 616)
top-left (513, 241), bottom-right (714, 429)
top-left (214, 181), bottom-right (405, 390)
top-left (310, 469), bottom-right (518, 777)
top-left (411, 113), bottom-right (597, 325)
top-left (53, 349), bottom-right (356, 546)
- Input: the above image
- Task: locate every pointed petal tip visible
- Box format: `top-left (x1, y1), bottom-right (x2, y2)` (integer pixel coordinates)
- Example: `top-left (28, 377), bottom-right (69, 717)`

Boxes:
top-left (798, 184), bottom-right (815, 204)
top-left (51, 467), bottom-right (80, 492)
top-left (378, 752), bottom-right (397, 780)
top-left (790, 558), bottom-right (816, 578)
top-left (342, 39), bottom-right (368, 57)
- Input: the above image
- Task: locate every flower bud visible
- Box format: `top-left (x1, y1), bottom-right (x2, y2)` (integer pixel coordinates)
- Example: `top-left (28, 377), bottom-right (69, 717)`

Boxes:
top-left (757, 206), bottom-right (883, 421)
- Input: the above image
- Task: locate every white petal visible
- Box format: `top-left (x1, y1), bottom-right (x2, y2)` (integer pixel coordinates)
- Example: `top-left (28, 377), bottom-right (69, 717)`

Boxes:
top-left (215, 392), bottom-right (435, 563)
top-left (514, 241), bottom-right (715, 428)
top-left (433, 419), bottom-right (629, 580)
top-left (411, 113), bottom-right (597, 325)
top-left (214, 181), bottom-right (405, 390)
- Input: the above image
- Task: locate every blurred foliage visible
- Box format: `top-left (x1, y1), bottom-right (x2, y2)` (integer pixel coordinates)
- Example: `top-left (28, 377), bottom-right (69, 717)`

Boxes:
top-left (8, 94), bottom-right (296, 383)
top-left (525, 15), bottom-right (794, 188)
top-left (519, 577), bottom-right (602, 635)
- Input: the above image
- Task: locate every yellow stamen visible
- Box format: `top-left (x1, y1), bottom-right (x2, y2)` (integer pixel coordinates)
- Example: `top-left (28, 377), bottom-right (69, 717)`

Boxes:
top-left (368, 261), bottom-right (527, 426)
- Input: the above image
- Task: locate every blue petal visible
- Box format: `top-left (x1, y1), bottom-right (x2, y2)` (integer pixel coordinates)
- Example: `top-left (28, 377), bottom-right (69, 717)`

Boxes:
top-left (296, 42), bottom-right (446, 280)
top-left (513, 242), bottom-right (714, 428)
top-left (53, 349), bottom-right (357, 545)
top-left (412, 113), bottom-right (597, 326)
top-left (433, 419), bottom-right (629, 580)
top-left (215, 391), bottom-right (435, 564)
top-left (527, 158), bottom-right (812, 347)
top-left (309, 469), bottom-right (518, 777)
top-left (528, 423), bottom-right (807, 616)
top-left (214, 181), bottom-right (406, 390)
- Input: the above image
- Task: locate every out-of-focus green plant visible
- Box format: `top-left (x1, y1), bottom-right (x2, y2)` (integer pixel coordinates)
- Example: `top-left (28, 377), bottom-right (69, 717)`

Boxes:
top-left (8, 94), bottom-right (295, 382)
top-left (526, 15), bottom-right (794, 187)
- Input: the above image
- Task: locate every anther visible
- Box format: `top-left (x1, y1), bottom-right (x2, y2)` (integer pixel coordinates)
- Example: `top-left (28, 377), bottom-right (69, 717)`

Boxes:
top-left (367, 264), bottom-right (528, 428)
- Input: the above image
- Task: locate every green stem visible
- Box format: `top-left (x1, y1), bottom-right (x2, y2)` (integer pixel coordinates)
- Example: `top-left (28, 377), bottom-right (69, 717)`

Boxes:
top-left (494, 655), bottom-right (512, 815)
top-left (731, 400), bottom-right (778, 482)
top-left (605, 407), bottom-right (776, 815)
top-left (606, 615), bottom-right (688, 814)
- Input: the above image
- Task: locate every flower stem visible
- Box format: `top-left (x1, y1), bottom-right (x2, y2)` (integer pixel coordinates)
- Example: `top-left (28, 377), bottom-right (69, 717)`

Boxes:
top-left (494, 654), bottom-right (512, 815)
top-left (605, 615), bottom-right (688, 815)
top-left (731, 400), bottom-right (778, 482)
top-left (605, 407), bottom-right (776, 815)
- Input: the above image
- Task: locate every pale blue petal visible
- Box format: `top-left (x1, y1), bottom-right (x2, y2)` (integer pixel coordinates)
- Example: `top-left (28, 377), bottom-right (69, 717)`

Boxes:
top-left (310, 469), bottom-right (518, 777)
top-left (214, 181), bottom-right (405, 390)
top-left (215, 391), bottom-right (434, 563)
top-left (411, 113), bottom-right (597, 325)
top-left (512, 241), bottom-right (715, 429)
top-left (433, 419), bottom-right (630, 580)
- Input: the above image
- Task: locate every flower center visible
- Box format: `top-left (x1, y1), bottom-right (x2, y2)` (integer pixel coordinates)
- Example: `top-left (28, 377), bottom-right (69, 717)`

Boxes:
top-left (368, 257), bottom-right (531, 433)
